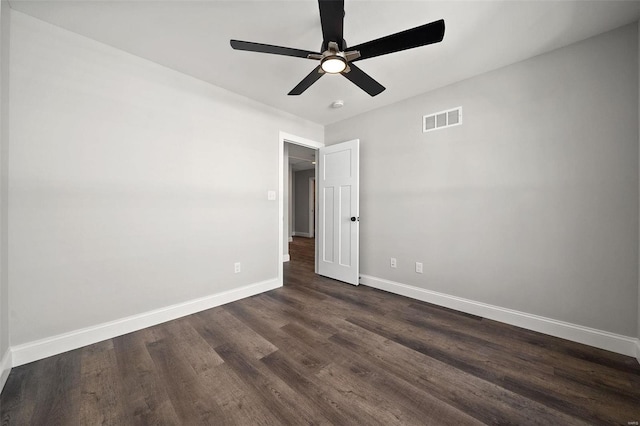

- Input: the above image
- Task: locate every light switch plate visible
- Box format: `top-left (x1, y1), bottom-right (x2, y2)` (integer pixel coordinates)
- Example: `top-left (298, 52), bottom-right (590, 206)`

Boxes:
top-left (267, 190), bottom-right (276, 201)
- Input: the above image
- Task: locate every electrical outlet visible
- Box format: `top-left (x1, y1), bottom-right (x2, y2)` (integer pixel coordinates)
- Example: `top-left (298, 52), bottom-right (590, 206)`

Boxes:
top-left (390, 257), bottom-right (397, 268)
top-left (415, 262), bottom-right (423, 273)
top-left (234, 262), bottom-right (241, 273)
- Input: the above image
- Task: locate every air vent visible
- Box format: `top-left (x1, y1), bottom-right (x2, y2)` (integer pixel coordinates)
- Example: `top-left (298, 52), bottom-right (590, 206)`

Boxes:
top-left (423, 106), bottom-right (462, 133)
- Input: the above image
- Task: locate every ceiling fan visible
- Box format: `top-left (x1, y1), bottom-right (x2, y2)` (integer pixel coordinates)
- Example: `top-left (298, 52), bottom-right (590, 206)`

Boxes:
top-left (230, 0), bottom-right (445, 97)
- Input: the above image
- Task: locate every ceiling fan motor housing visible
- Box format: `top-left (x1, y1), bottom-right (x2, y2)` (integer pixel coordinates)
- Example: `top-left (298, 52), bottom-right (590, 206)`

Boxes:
top-left (321, 38), bottom-right (347, 52)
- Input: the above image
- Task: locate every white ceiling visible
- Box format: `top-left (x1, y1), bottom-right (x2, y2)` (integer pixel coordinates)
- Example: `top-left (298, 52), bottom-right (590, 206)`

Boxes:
top-left (9, 0), bottom-right (640, 125)
top-left (288, 143), bottom-right (316, 171)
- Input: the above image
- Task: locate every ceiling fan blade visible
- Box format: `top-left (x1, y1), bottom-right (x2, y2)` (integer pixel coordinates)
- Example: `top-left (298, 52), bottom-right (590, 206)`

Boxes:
top-left (318, 0), bottom-right (345, 49)
top-left (288, 66), bottom-right (324, 95)
top-left (230, 40), bottom-right (320, 59)
top-left (349, 19), bottom-right (445, 62)
top-left (342, 64), bottom-right (385, 97)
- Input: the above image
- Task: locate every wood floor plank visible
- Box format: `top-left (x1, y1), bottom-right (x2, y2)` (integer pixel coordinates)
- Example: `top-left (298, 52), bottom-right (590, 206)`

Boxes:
top-left (157, 317), bottom-right (224, 372)
top-left (280, 321), bottom-right (485, 426)
top-left (260, 291), bottom-right (344, 337)
top-left (408, 301), bottom-right (640, 380)
top-left (394, 309), bottom-right (640, 409)
top-left (473, 314), bottom-right (640, 376)
top-left (388, 307), bottom-right (557, 376)
top-left (193, 307), bottom-right (278, 360)
top-left (403, 310), bottom-right (638, 401)
top-left (345, 313), bottom-right (635, 424)
top-left (215, 344), bottom-right (334, 425)
top-left (145, 336), bottom-right (228, 425)
top-left (78, 340), bottom-right (127, 425)
top-left (314, 361), bottom-right (484, 426)
top-left (403, 301), bottom-right (640, 404)
top-left (260, 349), bottom-right (387, 425)
top-left (234, 295), bottom-right (291, 328)
top-left (223, 302), bottom-right (328, 373)
top-left (0, 364), bottom-right (39, 425)
top-left (112, 331), bottom-right (182, 426)
top-left (28, 350), bottom-right (82, 425)
top-left (155, 313), bottom-right (284, 425)
top-left (196, 363), bottom-right (284, 426)
top-left (329, 319), bottom-right (589, 425)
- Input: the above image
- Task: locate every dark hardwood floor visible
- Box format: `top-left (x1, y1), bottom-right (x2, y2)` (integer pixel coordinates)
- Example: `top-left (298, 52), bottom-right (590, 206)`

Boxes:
top-left (2, 236), bottom-right (640, 425)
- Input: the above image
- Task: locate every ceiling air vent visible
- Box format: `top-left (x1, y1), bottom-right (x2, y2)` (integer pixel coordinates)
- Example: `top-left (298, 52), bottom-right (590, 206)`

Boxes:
top-left (423, 106), bottom-right (462, 133)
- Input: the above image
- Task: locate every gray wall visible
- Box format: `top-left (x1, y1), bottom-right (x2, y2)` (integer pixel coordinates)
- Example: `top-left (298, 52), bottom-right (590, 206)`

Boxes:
top-left (326, 24), bottom-right (639, 337)
top-left (0, 0), bottom-right (10, 364)
top-left (294, 169), bottom-right (315, 235)
top-left (8, 11), bottom-right (322, 346)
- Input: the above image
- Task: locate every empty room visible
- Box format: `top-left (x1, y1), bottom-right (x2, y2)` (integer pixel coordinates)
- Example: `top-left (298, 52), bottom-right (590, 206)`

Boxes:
top-left (1, 0), bottom-right (640, 424)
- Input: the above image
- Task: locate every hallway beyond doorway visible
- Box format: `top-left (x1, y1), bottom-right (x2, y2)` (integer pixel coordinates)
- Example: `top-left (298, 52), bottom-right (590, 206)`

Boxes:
top-left (286, 237), bottom-right (315, 278)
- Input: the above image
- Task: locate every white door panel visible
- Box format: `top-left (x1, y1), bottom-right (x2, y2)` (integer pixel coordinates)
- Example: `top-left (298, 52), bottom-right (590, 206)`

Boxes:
top-left (317, 139), bottom-right (359, 285)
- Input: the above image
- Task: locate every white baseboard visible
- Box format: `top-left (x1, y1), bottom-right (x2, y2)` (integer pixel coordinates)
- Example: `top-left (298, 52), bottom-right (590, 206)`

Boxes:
top-left (282, 254), bottom-right (290, 262)
top-left (360, 275), bottom-right (638, 358)
top-left (0, 348), bottom-right (11, 394)
top-left (11, 278), bottom-right (281, 367)
top-left (292, 232), bottom-right (312, 238)
top-left (288, 237), bottom-right (293, 242)
top-left (636, 339), bottom-right (640, 365)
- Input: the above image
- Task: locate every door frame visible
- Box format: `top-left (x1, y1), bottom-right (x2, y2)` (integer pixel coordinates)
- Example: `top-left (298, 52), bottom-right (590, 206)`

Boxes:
top-left (308, 177), bottom-right (316, 239)
top-left (278, 132), bottom-right (324, 287)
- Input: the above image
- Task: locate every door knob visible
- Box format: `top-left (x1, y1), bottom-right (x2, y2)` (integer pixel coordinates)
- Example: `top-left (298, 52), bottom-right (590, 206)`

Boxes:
top-left (350, 217), bottom-right (359, 222)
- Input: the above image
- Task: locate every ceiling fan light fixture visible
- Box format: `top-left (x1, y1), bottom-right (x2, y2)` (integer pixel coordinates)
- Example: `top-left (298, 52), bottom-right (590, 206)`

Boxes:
top-left (321, 56), bottom-right (347, 74)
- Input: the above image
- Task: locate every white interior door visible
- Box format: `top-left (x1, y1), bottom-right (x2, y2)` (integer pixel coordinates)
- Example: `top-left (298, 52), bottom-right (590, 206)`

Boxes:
top-left (317, 139), bottom-right (359, 285)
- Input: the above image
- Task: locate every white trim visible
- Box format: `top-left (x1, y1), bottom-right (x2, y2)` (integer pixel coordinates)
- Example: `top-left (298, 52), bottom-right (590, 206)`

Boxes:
top-left (288, 162), bottom-right (294, 252)
top-left (11, 278), bottom-right (280, 367)
top-left (314, 162), bottom-right (319, 274)
top-left (292, 232), bottom-right (312, 238)
top-left (308, 176), bottom-right (315, 239)
top-left (288, 236), bottom-right (293, 242)
top-left (635, 339), bottom-right (640, 364)
top-left (278, 131), bottom-right (323, 287)
top-left (280, 132), bottom-right (324, 150)
top-left (0, 348), bottom-right (11, 394)
top-left (360, 275), bottom-right (638, 358)
top-left (282, 254), bottom-right (290, 262)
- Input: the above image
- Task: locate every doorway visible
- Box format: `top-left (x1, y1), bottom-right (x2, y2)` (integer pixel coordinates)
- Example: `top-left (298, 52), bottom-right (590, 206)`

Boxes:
top-left (288, 144), bottom-right (316, 261)
top-left (278, 132), bottom-right (324, 287)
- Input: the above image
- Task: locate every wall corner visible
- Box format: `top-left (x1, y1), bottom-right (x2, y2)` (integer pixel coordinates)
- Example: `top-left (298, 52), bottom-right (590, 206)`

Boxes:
top-left (637, 19), bottom-right (640, 348)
